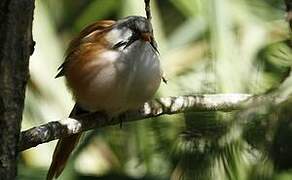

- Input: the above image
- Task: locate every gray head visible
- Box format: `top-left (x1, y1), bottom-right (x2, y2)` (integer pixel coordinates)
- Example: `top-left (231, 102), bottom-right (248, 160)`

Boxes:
top-left (114, 16), bottom-right (158, 52)
top-left (117, 16), bottom-right (153, 34)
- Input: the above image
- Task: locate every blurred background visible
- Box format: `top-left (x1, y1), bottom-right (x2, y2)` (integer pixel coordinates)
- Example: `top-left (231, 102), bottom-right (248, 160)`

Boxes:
top-left (19, 0), bottom-right (292, 179)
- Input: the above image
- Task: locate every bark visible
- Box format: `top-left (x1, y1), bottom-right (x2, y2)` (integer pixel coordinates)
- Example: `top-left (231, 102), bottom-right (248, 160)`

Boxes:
top-left (19, 94), bottom-right (253, 151)
top-left (0, 0), bottom-right (34, 179)
top-left (285, 0), bottom-right (292, 29)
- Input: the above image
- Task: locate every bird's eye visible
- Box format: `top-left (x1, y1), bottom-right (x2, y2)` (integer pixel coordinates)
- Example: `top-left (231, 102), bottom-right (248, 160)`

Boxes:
top-left (124, 33), bottom-right (139, 49)
top-left (112, 32), bottom-right (139, 50)
top-left (112, 31), bottom-right (159, 54)
top-left (112, 41), bottom-right (127, 49)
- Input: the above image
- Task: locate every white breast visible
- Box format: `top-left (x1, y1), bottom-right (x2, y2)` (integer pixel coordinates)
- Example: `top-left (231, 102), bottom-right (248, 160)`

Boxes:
top-left (116, 40), bottom-right (161, 108)
top-left (76, 31), bottom-right (161, 114)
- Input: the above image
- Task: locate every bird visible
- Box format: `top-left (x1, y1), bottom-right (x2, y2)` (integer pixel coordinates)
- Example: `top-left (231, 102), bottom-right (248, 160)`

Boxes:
top-left (47, 16), bottom-right (163, 180)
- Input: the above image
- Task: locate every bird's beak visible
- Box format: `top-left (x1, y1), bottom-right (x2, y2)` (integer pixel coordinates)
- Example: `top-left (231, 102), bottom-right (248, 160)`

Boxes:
top-left (141, 32), bottom-right (152, 42)
top-left (140, 32), bottom-right (159, 53)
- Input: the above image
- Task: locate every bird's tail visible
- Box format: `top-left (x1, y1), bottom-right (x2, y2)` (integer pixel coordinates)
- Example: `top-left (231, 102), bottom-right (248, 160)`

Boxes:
top-left (47, 104), bottom-right (84, 180)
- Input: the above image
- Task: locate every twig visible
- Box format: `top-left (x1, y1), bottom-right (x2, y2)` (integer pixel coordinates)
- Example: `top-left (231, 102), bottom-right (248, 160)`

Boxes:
top-left (285, 0), bottom-right (292, 30)
top-left (144, 0), bottom-right (152, 21)
top-left (19, 94), bottom-right (252, 151)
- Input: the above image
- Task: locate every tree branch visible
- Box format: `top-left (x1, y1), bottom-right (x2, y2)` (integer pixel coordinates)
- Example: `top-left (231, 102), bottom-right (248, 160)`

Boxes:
top-left (19, 94), bottom-right (252, 151)
top-left (285, 0), bottom-right (292, 30)
top-left (144, 0), bottom-right (152, 21)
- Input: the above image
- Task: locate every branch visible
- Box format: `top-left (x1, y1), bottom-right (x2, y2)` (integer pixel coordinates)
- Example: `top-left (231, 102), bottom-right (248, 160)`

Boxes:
top-left (19, 94), bottom-right (252, 151)
top-left (285, 0), bottom-right (292, 30)
top-left (144, 0), bottom-right (152, 21)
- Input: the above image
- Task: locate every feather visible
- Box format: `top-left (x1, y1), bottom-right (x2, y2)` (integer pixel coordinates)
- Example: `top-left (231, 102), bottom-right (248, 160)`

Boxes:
top-left (55, 20), bottom-right (116, 78)
top-left (47, 104), bottom-right (88, 180)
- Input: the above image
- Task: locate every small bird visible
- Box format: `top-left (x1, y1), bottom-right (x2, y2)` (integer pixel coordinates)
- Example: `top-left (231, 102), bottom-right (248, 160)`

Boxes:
top-left (47, 16), bottom-right (162, 180)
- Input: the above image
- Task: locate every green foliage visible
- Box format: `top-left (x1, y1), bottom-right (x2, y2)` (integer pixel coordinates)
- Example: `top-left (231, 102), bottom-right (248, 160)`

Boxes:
top-left (20, 0), bottom-right (292, 180)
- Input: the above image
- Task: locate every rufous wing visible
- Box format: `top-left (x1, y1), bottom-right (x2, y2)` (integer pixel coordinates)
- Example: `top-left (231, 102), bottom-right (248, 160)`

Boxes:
top-left (55, 20), bottom-right (116, 78)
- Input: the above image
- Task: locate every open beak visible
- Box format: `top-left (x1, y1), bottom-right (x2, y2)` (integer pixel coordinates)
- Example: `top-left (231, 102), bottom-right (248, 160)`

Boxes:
top-left (141, 32), bottom-right (152, 42)
top-left (122, 32), bottom-right (159, 53)
top-left (141, 32), bottom-right (159, 53)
